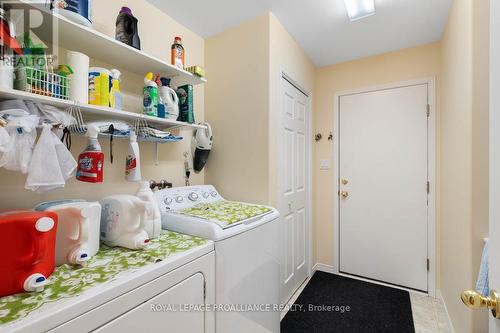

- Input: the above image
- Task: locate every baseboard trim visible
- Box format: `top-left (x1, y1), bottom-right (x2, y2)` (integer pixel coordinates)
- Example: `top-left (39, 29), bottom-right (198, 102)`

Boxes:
top-left (436, 289), bottom-right (455, 333)
top-left (312, 263), bottom-right (336, 274)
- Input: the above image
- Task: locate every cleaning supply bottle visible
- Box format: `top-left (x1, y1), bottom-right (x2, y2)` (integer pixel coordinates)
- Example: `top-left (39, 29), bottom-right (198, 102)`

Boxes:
top-left (176, 84), bottom-right (195, 123)
top-left (125, 130), bottom-right (141, 181)
top-left (109, 69), bottom-right (123, 110)
top-left (136, 181), bottom-right (162, 239)
top-left (76, 125), bottom-right (104, 183)
top-left (115, 7), bottom-right (141, 50)
top-left (159, 77), bottom-right (179, 120)
top-left (143, 72), bottom-right (158, 116)
top-left (88, 67), bottom-right (111, 106)
top-left (171, 36), bottom-right (184, 69)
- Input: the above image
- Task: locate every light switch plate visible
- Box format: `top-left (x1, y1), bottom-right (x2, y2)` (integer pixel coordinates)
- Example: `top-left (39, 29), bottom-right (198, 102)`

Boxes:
top-left (320, 159), bottom-right (330, 170)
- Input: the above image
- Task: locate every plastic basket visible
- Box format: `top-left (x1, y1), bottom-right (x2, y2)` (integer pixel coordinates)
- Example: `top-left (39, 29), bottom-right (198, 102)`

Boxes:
top-left (14, 67), bottom-right (71, 100)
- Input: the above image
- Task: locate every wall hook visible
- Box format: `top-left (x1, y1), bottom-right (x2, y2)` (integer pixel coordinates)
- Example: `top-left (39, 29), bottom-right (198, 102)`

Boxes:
top-left (328, 132), bottom-right (333, 141)
top-left (315, 133), bottom-right (322, 142)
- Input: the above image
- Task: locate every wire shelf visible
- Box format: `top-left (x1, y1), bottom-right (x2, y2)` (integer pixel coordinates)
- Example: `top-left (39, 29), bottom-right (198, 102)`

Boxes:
top-left (14, 67), bottom-right (71, 100)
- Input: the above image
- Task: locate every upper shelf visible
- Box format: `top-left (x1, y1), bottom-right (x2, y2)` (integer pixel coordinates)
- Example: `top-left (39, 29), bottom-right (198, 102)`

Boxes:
top-left (17, 1), bottom-right (206, 86)
top-left (0, 88), bottom-right (206, 130)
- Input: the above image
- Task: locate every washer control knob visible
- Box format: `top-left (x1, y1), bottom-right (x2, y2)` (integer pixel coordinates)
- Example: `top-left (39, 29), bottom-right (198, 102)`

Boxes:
top-left (188, 192), bottom-right (199, 201)
top-left (164, 197), bottom-right (172, 205)
top-left (175, 196), bottom-right (184, 203)
top-left (202, 192), bottom-right (209, 199)
top-left (210, 191), bottom-right (218, 197)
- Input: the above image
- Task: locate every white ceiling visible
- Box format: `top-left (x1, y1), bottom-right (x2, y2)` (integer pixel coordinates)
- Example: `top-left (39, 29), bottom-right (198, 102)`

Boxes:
top-left (147, 0), bottom-right (452, 67)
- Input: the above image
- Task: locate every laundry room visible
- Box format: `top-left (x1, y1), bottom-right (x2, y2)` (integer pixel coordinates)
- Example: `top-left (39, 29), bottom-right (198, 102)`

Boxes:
top-left (0, 0), bottom-right (495, 332)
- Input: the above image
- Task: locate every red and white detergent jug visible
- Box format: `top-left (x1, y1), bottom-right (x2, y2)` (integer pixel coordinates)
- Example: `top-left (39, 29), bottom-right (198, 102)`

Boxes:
top-left (0, 210), bottom-right (58, 297)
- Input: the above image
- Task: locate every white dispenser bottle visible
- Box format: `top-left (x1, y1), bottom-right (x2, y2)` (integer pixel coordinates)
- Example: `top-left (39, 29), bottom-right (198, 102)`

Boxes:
top-left (125, 130), bottom-right (141, 181)
top-left (159, 77), bottom-right (179, 120)
top-left (136, 181), bottom-right (162, 239)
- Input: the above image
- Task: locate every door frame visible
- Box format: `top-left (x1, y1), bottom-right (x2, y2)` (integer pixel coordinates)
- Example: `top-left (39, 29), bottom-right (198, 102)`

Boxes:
top-left (278, 70), bottom-right (313, 303)
top-left (332, 77), bottom-right (436, 297)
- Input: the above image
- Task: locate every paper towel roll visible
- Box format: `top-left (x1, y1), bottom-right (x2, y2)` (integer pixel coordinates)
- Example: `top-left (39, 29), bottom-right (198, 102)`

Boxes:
top-left (66, 50), bottom-right (89, 103)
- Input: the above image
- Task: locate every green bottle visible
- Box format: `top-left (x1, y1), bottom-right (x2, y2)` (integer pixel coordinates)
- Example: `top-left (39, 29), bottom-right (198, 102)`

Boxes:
top-left (143, 72), bottom-right (158, 116)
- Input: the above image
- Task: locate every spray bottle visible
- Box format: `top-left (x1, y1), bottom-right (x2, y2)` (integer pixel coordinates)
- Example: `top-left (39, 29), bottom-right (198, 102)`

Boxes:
top-left (109, 69), bottom-right (123, 110)
top-left (125, 130), bottom-right (141, 181)
top-left (143, 72), bottom-right (158, 116)
top-left (76, 125), bottom-right (104, 183)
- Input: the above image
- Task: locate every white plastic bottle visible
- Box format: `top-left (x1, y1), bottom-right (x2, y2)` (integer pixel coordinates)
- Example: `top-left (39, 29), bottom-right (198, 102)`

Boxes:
top-left (125, 130), bottom-right (141, 181)
top-left (159, 77), bottom-right (179, 120)
top-left (136, 181), bottom-right (162, 239)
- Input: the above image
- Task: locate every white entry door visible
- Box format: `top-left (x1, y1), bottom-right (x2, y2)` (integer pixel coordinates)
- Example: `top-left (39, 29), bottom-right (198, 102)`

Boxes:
top-left (339, 83), bottom-right (430, 291)
top-left (280, 77), bottom-right (310, 304)
top-left (490, 0), bottom-right (500, 330)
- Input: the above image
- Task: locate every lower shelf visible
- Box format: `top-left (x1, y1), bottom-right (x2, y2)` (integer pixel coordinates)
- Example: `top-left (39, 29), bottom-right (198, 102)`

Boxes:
top-left (0, 88), bottom-right (204, 130)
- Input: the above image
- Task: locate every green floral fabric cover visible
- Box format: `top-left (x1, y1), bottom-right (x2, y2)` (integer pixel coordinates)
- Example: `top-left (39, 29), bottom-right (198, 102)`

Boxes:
top-left (0, 231), bottom-right (207, 326)
top-left (177, 200), bottom-right (272, 229)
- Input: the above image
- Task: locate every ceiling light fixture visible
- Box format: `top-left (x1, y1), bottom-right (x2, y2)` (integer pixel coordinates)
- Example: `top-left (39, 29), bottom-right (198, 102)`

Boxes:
top-left (343, 0), bottom-right (376, 21)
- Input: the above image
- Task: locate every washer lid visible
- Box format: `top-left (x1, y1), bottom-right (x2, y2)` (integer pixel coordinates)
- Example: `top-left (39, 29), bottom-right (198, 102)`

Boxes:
top-left (174, 201), bottom-right (273, 229)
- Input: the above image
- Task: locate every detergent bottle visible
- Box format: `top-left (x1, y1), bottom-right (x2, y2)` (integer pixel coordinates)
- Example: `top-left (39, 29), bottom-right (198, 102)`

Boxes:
top-left (136, 181), bottom-right (162, 239)
top-left (99, 195), bottom-right (150, 250)
top-left (143, 72), bottom-right (158, 116)
top-left (76, 125), bottom-right (104, 183)
top-left (159, 77), bottom-right (179, 120)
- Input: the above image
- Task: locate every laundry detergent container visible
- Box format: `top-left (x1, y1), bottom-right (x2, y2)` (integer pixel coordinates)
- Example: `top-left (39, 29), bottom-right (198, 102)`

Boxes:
top-left (0, 211), bottom-right (58, 297)
top-left (99, 195), bottom-right (150, 250)
top-left (35, 200), bottom-right (101, 266)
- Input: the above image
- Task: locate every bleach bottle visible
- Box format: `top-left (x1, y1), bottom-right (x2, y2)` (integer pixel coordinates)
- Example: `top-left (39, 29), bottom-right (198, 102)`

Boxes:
top-left (76, 125), bottom-right (104, 183)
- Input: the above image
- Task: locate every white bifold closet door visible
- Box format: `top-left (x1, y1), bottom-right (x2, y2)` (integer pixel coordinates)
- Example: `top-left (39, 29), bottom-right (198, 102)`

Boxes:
top-left (280, 77), bottom-right (309, 304)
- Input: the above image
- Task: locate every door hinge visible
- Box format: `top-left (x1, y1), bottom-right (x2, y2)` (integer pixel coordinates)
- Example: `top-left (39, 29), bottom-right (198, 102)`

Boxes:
top-left (426, 259), bottom-right (430, 271)
top-left (427, 181), bottom-right (430, 194)
top-left (426, 104), bottom-right (430, 117)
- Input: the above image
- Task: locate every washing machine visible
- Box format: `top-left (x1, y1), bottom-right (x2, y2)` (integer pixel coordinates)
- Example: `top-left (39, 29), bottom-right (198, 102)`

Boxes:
top-left (154, 185), bottom-right (281, 333)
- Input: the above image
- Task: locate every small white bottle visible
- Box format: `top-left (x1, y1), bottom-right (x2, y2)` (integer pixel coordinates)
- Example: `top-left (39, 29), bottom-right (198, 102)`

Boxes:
top-left (136, 181), bottom-right (162, 239)
top-left (125, 130), bottom-right (141, 181)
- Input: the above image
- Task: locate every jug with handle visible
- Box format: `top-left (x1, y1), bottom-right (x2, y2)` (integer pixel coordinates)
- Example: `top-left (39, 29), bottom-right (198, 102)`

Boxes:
top-left (0, 211), bottom-right (58, 296)
top-left (35, 200), bottom-right (101, 266)
top-left (159, 77), bottom-right (179, 120)
top-left (99, 195), bottom-right (150, 250)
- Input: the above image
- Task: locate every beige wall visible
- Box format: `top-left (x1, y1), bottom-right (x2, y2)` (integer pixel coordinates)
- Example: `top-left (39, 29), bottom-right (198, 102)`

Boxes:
top-left (268, 12), bottom-right (316, 208)
top-left (204, 14), bottom-right (270, 204)
top-left (205, 13), bottom-right (315, 207)
top-left (313, 43), bottom-right (442, 267)
top-left (0, 0), bottom-right (205, 208)
top-left (440, 0), bottom-right (490, 331)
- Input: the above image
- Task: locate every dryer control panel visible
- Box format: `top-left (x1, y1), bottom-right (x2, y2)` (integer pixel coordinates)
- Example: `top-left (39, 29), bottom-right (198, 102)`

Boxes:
top-left (154, 185), bottom-right (223, 213)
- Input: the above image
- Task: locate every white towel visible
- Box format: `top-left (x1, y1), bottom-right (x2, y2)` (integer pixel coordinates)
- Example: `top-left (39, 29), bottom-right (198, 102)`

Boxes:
top-left (476, 238), bottom-right (489, 297)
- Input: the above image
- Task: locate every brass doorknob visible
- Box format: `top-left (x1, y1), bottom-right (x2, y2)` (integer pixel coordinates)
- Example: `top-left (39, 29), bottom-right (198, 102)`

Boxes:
top-left (340, 191), bottom-right (349, 199)
top-left (461, 290), bottom-right (500, 319)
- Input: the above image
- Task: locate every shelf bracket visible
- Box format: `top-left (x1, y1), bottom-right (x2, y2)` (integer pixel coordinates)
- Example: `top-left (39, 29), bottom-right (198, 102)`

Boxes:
top-left (154, 142), bottom-right (159, 166)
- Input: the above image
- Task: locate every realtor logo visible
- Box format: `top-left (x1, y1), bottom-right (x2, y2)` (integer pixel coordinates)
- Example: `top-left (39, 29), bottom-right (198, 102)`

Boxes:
top-left (0, 0), bottom-right (58, 66)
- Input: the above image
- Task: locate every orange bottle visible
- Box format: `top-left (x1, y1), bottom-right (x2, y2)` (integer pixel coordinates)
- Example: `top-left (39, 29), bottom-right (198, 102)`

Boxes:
top-left (171, 36), bottom-right (184, 69)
